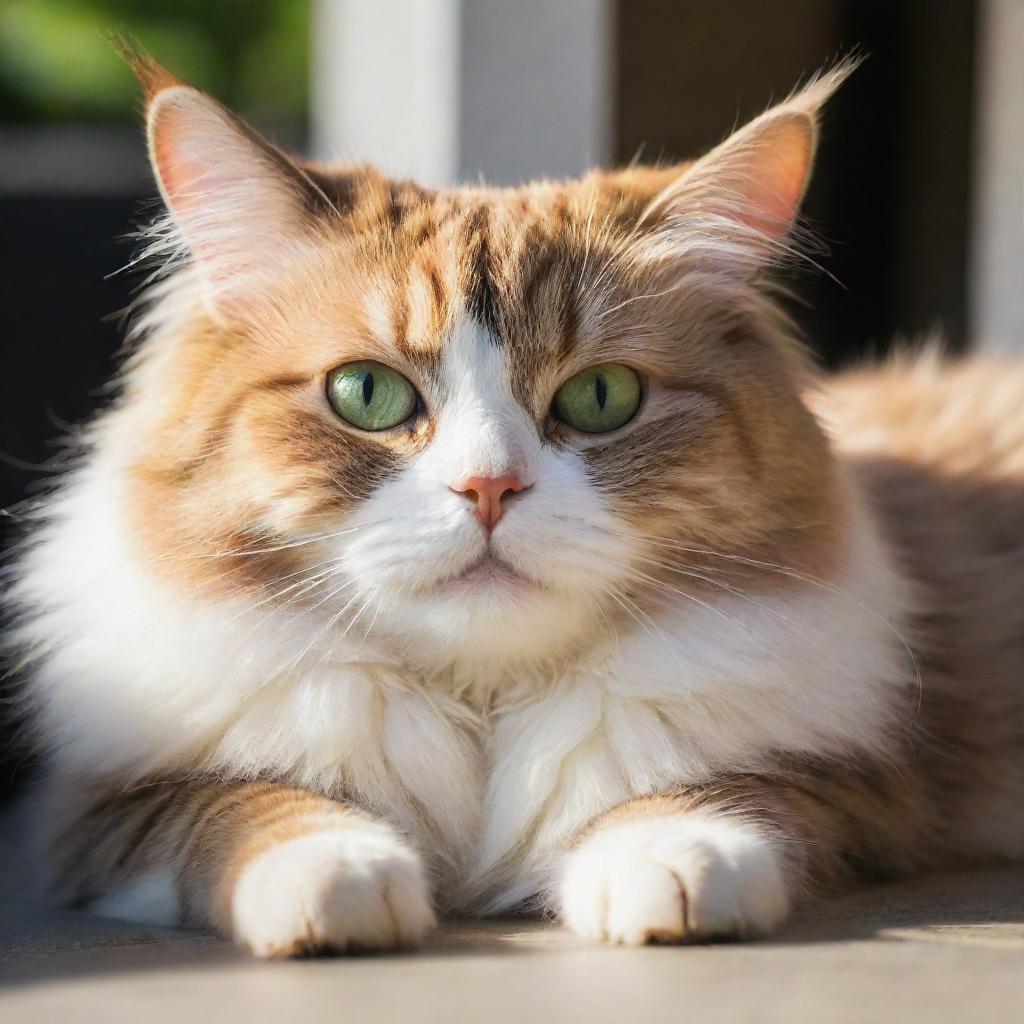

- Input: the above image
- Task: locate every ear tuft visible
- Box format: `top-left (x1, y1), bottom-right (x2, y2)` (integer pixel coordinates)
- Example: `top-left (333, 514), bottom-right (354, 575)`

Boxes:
top-left (777, 56), bottom-right (862, 120)
top-left (110, 34), bottom-right (183, 104)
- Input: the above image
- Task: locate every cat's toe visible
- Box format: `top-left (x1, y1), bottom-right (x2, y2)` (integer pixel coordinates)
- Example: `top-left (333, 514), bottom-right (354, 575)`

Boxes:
top-left (229, 824), bottom-right (435, 958)
top-left (559, 813), bottom-right (789, 945)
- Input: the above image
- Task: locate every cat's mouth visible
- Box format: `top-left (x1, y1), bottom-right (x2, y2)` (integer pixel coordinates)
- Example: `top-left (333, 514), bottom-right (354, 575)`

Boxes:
top-left (437, 552), bottom-right (531, 593)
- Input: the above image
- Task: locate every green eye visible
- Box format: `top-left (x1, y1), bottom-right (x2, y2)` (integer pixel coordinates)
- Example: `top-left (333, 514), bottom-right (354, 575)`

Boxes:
top-left (327, 361), bottom-right (417, 431)
top-left (553, 363), bottom-right (641, 433)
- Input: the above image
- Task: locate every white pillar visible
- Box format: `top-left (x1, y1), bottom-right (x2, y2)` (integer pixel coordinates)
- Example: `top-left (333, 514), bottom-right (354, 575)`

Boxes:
top-left (311, 0), bottom-right (614, 188)
top-left (970, 0), bottom-right (1024, 353)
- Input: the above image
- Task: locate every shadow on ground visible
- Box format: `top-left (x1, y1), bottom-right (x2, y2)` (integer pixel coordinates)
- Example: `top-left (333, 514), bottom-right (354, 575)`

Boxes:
top-left (2, 864), bottom-right (1024, 983)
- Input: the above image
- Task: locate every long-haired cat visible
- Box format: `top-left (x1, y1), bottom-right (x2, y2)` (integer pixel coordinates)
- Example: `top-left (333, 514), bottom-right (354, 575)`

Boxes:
top-left (5, 50), bottom-right (1022, 957)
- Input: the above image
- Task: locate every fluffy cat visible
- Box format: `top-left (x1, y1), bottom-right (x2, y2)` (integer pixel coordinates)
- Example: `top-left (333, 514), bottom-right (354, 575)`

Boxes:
top-left (5, 51), bottom-right (1023, 957)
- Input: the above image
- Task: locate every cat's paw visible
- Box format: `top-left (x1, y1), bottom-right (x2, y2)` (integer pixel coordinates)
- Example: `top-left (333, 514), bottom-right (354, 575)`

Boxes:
top-left (230, 823), bottom-right (435, 957)
top-left (559, 813), bottom-right (789, 945)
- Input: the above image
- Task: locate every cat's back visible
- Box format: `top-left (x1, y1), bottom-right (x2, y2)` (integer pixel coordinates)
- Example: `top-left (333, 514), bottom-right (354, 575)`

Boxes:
top-left (812, 355), bottom-right (1024, 560)
top-left (810, 353), bottom-right (1024, 725)
top-left (812, 353), bottom-right (1024, 566)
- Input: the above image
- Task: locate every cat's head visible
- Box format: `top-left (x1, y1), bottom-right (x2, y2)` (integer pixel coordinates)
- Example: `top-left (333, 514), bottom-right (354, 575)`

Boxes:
top-left (115, 53), bottom-right (850, 673)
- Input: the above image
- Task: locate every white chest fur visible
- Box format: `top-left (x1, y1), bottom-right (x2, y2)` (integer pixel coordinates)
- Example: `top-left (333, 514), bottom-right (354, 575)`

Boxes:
top-left (16, 462), bottom-right (913, 914)
top-left (421, 569), bottom-right (910, 912)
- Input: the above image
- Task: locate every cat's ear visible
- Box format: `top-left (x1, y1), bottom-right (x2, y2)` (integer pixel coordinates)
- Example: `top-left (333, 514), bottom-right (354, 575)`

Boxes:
top-left (641, 61), bottom-right (857, 268)
top-left (122, 45), bottom-right (326, 311)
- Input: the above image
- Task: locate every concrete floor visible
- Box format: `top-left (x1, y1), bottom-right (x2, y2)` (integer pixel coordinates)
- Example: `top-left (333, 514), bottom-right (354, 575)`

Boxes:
top-left (1, 867), bottom-right (1022, 1023)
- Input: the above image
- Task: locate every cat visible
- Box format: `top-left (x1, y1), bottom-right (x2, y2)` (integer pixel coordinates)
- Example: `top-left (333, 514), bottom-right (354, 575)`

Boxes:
top-left (5, 48), bottom-right (1023, 958)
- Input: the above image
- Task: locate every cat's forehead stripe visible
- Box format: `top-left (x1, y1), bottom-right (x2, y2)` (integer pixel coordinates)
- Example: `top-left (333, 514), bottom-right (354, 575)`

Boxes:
top-left (362, 198), bottom-right (605, 370)
top-left (463, 206), bottom-right (503, 345)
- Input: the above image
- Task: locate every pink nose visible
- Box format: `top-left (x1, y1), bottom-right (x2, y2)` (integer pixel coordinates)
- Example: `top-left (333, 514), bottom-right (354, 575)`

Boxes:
top-left (451, 474), bottom-right (530, 532)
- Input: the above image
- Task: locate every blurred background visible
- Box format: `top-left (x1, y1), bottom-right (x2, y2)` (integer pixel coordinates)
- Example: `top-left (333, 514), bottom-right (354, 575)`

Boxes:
top-left (0, 0), bottom-right (1021, 797)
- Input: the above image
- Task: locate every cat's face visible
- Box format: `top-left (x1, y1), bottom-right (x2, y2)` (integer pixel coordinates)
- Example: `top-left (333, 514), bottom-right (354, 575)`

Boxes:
top-left (120, 60), bottom-right (843, 672)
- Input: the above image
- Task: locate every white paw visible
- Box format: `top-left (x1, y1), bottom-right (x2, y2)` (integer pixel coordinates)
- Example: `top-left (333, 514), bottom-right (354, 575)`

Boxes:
top-left (230, 823), bottom-right (435, 957)
top-left (559, 813), bottom-right (789, 945)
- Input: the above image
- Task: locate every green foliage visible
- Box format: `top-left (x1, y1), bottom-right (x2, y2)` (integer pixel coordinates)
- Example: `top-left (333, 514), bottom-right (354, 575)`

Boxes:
top-left (0, 0), bottom-right (309, 124)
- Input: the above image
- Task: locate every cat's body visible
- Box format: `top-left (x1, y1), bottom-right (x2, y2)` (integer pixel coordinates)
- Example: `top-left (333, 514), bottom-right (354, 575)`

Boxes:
top-left (6, 55), bottom-right (1022, 955)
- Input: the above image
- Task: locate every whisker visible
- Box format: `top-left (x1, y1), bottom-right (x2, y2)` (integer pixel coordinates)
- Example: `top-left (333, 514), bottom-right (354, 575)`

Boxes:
top-left (627, 555), bottom-right (838, 665)
top-left (604, 585), bottom-right (684, 670)
top-left (193, 519), bottom-right (389, 560)
top-left (616, 530), bottom-right (923, 703)
top-left (619, 564), bottom-right (765, 646)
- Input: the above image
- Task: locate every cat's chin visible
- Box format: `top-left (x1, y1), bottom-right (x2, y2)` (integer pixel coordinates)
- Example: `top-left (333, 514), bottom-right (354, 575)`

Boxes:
top-left (375, 567), bottom-right (596, 669)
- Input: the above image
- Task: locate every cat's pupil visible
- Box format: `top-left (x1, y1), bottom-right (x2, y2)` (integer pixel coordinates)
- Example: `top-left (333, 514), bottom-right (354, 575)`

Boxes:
top-left (595, 374), bottom-right (607, 410)
top-left (362, 373), bottom-right (374, 406)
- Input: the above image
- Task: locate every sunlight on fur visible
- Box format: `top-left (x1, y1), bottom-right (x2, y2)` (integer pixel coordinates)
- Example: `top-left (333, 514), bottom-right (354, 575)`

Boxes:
top-left (4, 49), bottom-right (1022, 958)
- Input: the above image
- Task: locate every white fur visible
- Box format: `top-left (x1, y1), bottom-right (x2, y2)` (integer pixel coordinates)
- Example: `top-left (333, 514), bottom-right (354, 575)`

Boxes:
top-left (230, 824), bottom-right (435, 956)
top-left (12, 428), bottom-right (911, 917)
top-left (462, 485), bottom-right (912, 911)
top-left (559, 812), bottom-right (789, 944)
top-left (89, 868), bottom-right (178, 927)
top-left (10, 306), bottom-right (915, 921)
